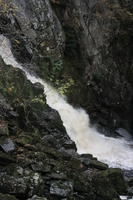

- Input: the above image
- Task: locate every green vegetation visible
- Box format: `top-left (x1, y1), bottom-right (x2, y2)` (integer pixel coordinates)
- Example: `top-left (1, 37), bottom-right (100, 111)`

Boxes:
top-left (53, 59), bottom-right (63, 71)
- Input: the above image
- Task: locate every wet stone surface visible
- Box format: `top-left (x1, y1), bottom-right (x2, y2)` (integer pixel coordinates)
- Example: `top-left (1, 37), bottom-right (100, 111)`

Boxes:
top-left (0, 137), bottom-right (16, 153)
top-left (50, 180), bottom-right (73, 198)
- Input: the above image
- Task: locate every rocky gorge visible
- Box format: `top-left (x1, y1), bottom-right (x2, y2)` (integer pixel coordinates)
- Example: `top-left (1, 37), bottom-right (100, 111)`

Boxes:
top-left (0, 0), bottom-right (133, 199)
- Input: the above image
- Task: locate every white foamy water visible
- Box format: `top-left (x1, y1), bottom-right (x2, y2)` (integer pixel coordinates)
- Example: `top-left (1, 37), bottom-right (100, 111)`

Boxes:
top-left (0, 35), bottom-right (133, 169)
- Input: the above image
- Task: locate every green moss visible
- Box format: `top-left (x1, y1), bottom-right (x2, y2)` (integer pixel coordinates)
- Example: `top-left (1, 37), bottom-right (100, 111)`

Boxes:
top-left (18, 130), bottom-right (41, 145)
top-left (102, 168), bottom-right (127, 194)
top-left (7, 163), bottom-right (20, 176)
top-left (91, 174), bottom-right (119, 199)
top-left (90, 160), bottom-right (108, 170)
top-left (0, 193), bottom-right (17, 200)
top-left (74, 175), bottom-right (90, 192)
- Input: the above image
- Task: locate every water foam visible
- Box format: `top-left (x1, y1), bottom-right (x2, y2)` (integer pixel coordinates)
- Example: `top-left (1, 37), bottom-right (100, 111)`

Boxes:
top-left (0, 35), bottom-right (133, 169)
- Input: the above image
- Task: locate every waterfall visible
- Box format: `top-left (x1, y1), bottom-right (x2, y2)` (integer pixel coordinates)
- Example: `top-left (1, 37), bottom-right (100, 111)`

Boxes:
top-left (0, 35), bottom-right (133, 170)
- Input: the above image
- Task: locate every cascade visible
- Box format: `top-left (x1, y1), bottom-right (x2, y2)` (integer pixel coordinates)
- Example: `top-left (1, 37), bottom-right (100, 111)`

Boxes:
top-left (0, 35), bottom-right (133, 170)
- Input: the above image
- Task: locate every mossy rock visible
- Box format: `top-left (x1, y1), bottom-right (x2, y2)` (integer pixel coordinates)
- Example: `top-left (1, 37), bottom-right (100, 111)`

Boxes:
top-left (91, 174), bottom-right (119, 200)
top-left (0, 193), bottom-right (17, 200)
top-left (0, 58), bottom-right (46, 129)
top-left (91, 168), bottom-right (127, 199)
top-left (73, 175), bottom-right (90, 192)
top-left (6, 163), bottom-right (23, 176)
top-left (42, 146), bottom-right (62, 160)
top-left (0, 61), bottom-right (33, 100)
top-left (66, 157), bottom-right (85, 175)
top-left (0, 151), bottom-right (15, 165)
top-left (0, 171), bottom-right (45, 197)
top-left (102, 168), bottom-right (127, 194)
top-left (18, 130), bottom-right (41, 146)
top-left (89, 159), bottom-right (108, 170)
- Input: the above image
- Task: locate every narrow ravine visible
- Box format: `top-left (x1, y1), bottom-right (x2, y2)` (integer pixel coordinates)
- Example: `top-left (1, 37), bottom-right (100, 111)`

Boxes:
top-left (0, 35), bottom-right (133, 170)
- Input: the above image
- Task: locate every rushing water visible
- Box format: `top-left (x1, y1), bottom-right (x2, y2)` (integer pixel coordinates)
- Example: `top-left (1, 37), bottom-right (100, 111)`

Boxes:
top-left (0, 35), bottom-right (133, 170)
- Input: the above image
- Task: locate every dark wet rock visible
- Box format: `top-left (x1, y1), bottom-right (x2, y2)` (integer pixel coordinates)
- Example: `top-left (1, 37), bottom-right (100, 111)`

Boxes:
top-left (49, 158), bottom-right (62, 170)
top-left (102, 168), bottom-right (127, 194)
top-left (74, 175), bottom-right (90, 192)
top-left (42, 147), bottom-right (62, 160)
top-left (0, 97), bottom-right (12, 120)
top-left (6, 163), bottom-right (24, 176)
top-left (42, 130), bottom-right (76, 151)
top-left (128, 178), bottom-right (133, 187)
top-left (50, 180), bottom-right (73, 198)
top-left (0, 151), bottom-right (15, 165)
top-left (63, 139), bottom-right (77, 150)
top-left (0, 121), bottom-right (9, 136)
top-left (66, 157), bottom-right (85, 175)
top-left (22, 101), bottom-right (47, 131)
top-left (96, 124), bottom-right (122, 138)
top-left (31, 162), bottom-right (51, 173)
top-left (47, 173), bottom-right (67, 180)
top-left (8, 111), bottom-right (19, 118)
top-left (81, 153), bottom-right (93, 159)
top-left (91, 173), bottom-right (120, 199)
top-left (0, 193), bottom-right (18, 200)
top-left (42, 134), bottom-right (59, 148)
top-left (0, 137), bottom-right (17, 154)
top-left (42, 106), bottom-right (66, 133)
top-left (59, 149), bottom-right (78, 160)
top-left (33, 82), bottom-right (44, 96)
top-left (16, 150), bottom-right (51, 173)
top-left (0, 173), bottom-right (27, 196)
top-left (91, 168), bottom-right (127, 199)
top-left (60, 150), bottom-right (91, 166)
top-left (16, 153), bottom-right (33, 167)
top-left (0, 171), bottom-right (44, 198)
top-left (27, 195), bottom-right (47, 200)
top-left (79, 157), bottom-right (90, 166)
top-left (89, 159), bottom-right (108, 170)
top-left (8, 124), bottom-right (17, 136)
top-left (127, 187), bottom-right (133, 196)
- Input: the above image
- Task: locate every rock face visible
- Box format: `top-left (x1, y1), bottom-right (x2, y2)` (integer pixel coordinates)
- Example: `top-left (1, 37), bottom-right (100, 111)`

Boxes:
top-left (71, 0), bottom-right (133, 133)
top-left (1, 0), bottom-right (133, 134)
top-left (0, 0), bottom-right (65, 75)
top-left (50, 0), bottom-right (133, 134)
top-left (63, 0), bottom-right (131, 132)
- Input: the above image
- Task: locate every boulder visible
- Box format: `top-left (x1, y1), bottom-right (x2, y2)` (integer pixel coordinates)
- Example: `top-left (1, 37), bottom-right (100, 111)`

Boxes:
top-left (0, 171), bottom-right (44, 198)
top-left (102, 168), bottom-right (127, 194)
top-left (27, 195), bottom-right (47, 200)
top-left (91, 168), bottom-right (127, 199)
top-left (0, 151), bottom-right (15, 165)
top-left (50, 180), bottom-right (73, 198)
top-left (0, 137), bottom-right (16, 154)
top-left (89, 159), bottom-right (108, 170)
top-left (0, 193), bottom-right (17, 200)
